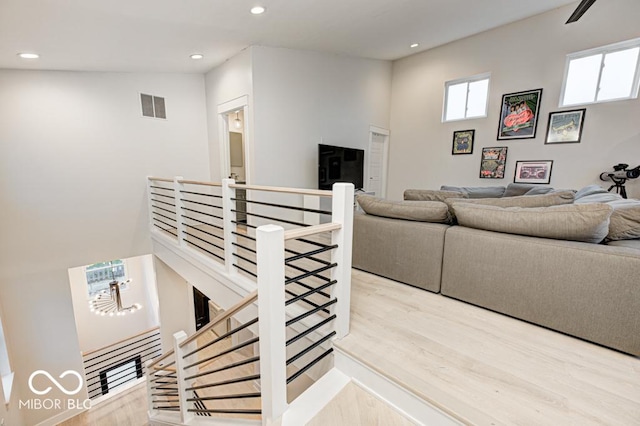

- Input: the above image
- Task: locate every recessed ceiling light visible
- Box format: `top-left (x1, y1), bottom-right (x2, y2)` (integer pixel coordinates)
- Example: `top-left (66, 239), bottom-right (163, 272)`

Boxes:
top-left (190, 54), bottom-right (204, 60)
top-left (18, 53), bottom-right (39, 59)
top-left (410, 43), bottom-right (419, 48)
top-left (250, 6), bottom-right (266, 14)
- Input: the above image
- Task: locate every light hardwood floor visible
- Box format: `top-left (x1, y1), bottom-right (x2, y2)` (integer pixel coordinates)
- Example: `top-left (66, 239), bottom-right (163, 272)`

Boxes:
top-left (308, 381), bottom-right (417, 426)
top-left (61, 269), bottom-right (640, 425)
top-left (58, 382), bottom-right (149, 426)
top-left (337, 269), bottom-right (640, 426)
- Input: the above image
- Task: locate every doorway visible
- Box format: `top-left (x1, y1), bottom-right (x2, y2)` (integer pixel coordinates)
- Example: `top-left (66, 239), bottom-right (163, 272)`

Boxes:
top-left (193, 287), bottom-right (210, 331)
top-left (367, 126), bottom-right (390, 197)
top-left (218, 96), bottom-right (250, 184)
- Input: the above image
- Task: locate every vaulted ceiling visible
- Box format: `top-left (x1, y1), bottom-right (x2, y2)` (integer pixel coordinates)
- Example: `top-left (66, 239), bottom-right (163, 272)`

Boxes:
top-left (0, 0), bottom-right (577, 73)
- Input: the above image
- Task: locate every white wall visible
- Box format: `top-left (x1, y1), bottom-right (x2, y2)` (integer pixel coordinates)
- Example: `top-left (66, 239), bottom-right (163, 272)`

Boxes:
top-left (0, 70), bottom-right (210, 425)
top-left (388, 0), bottom-right (640, 200)
top-left (205, 48), bottom-right (253, 182)
top-left (251, 46), bottom-right (392, 189)
top-left (153, 257), bottom-right (193, 353)
top-left (68, 255), bottom-right (160, 353)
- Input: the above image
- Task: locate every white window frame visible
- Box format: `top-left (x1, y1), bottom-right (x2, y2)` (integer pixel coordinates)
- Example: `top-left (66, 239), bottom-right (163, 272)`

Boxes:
top-left (442, 72), bottom-right (491, 123)
top-left (559, 38), bottom-right (640, 107)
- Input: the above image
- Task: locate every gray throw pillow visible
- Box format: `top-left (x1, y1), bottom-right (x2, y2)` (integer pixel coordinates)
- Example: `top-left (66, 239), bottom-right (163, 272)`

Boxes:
top-left (454, 203), bottom-right (613, 243)
top-left (403, 189), bottom-right (467, 202)
top-left (356, 195), bottom-right (451, 223)
top-left (441, 185), bottom-right (506, 198)
top-left (503, 183), bottom-right (553, 197)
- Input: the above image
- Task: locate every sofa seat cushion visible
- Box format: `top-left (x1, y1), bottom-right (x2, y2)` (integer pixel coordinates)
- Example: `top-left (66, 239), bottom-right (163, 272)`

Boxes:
top-left (606, 239), bottom-right (640, 250)
top-left (453, 202), bottom-right (613, 243)
top-left (446, 191), bottom-right (574, 212)
top-left (440, 185), bottom-right (506, 198)
top-left (356, 195), bottom-right (451, 223)
top-left (403, 189), bottom-right (467, 202)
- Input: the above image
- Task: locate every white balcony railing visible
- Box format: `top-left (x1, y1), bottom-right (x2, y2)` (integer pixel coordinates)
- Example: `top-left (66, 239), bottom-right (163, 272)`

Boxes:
top-left (145, 177), bottom-right (354, 425)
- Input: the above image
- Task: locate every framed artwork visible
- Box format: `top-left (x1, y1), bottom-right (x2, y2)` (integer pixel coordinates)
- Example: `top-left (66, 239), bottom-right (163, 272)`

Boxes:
top-left (452, 130), bottom-right (475, 155)
top-left (545, 109), bottom-right (586, 144)
top-left (514, 160), bottom-right (553, 184)
top-left (479, 147), bottom-right (508, 179)
top-left (497, 88), bottom-right (543, 140)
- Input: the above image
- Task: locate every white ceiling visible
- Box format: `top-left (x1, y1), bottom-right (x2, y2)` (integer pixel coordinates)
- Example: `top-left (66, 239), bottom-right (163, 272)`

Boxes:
top-left (0, 0), bottom-right (578, 73)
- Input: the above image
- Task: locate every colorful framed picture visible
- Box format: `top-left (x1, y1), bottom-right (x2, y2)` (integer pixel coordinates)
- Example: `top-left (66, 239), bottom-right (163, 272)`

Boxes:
top-left (545, 109), bottom-right (586, 144)
top-left (479, 147), bottom-right (508, 179)
top-left (497, 88), bottom-right (543, 140)
top-left (514, 160), bottom-right (553, 184)
top-left (452, 130), bottom-right (475, 155)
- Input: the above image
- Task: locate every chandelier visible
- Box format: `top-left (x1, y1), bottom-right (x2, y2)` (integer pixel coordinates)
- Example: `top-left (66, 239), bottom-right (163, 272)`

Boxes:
top-left (89, 279), bottom-right (142, 316)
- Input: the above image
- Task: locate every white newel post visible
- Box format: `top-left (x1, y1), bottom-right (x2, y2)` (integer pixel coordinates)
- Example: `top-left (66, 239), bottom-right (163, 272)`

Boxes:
top-left (174, 176), bottom-right (186, 246)
top-left (145, 360), bottom-right (157, 418)
top-left (256, 225), bottom-right (288, 424)
top-left (330, 183), bottom-right (355, 339)
top-left (173, 331), bottom-right (194, 424)
top-left (222, 178), bottom-right (237, 274)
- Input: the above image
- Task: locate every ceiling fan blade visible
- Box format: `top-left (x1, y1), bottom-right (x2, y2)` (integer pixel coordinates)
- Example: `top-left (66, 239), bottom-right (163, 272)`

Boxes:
top-left (566, 0), bottom-right (597, 24)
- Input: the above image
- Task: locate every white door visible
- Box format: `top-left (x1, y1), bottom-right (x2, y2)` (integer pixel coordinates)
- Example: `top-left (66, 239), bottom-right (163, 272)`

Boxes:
top-left (367, 127), bottom-right (389, 197)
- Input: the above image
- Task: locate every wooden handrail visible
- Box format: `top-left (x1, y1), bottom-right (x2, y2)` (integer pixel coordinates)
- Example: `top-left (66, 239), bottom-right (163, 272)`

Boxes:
top-left (230, 183), bottom-right (332, 197)
top-left (82, 326), bottom-right (160, 357)
top-left (177, 179), bottom-right (222, 187)
top-left (284, 223), bottom-right (341, 240)
top-left (180, 290), bottom-right (258, 348)
top-left (147, 350), bottom-right (175, 370)
top-left (148, 176), bottom-right (173, 183)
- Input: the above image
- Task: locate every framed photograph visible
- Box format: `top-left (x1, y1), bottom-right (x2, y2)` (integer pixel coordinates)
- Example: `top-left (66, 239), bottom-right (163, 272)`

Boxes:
top-left (452, 130), bottom-right (474, 155)
top-left (514, 160), bottom-right (553, 184)
top-left (545, 109), bottom-right (586, 144)
top-left (497, 88), bottom-right (543, 140)
top-left (479, 147), bottom-right (508, 179)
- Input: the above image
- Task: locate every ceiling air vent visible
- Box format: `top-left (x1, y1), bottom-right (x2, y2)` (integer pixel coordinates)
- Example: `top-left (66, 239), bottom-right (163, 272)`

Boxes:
top-left (140, 93), bottom-right (166, 119)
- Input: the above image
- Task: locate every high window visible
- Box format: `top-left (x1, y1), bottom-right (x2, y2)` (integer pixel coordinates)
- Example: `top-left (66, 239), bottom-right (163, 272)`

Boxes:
top-left (86, 259), bottom-right (127, 297)
top-left (443, 73), bottom-right (490, 122)
top-left (560, 38), bottom-right (640, 106)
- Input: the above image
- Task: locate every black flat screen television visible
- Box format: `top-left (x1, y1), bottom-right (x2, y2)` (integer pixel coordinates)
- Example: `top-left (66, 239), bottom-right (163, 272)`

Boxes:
top-left (318, 144), bottom-right (364, 190)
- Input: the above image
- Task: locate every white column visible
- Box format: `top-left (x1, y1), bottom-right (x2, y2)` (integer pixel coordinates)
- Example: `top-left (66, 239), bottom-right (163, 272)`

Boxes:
top-left (256, 224), bottom-right (288, 423)
top-left (144, 360), bottom-right (157, 418)
top-left (173, 176), bottom-right (186, 246)
top-left (222, 178), bottom-right (237, 274)
top-left (330, 183), bottom-right (355, 339)
top-left (173, 330), bottom-right (194, 424)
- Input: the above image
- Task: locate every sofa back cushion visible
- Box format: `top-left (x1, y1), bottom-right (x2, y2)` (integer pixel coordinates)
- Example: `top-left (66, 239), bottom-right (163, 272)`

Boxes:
top-left (606, 200), bottom-right (640, 241)
top-left (446, 191), bottom-right (575, 212)
top-left (574, 185), bottom-right (640, 241)
top-left (440, 185), bottom-right (506, 198)
top-left (403, 189), bottom-right (467, 202)
top-left (453, 203), bottom-right (613, 243)
top-left (357, 195), bottom-right (451, 223)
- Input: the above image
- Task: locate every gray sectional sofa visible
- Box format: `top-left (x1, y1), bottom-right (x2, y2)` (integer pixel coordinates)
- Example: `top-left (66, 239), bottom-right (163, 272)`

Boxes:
top-left (352, 184), bottom-right (640, 356)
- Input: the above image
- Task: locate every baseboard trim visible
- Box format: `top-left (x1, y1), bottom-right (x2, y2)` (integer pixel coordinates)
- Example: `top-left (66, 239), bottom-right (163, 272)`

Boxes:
top-left (281, 368), bottom-right (350, 426)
